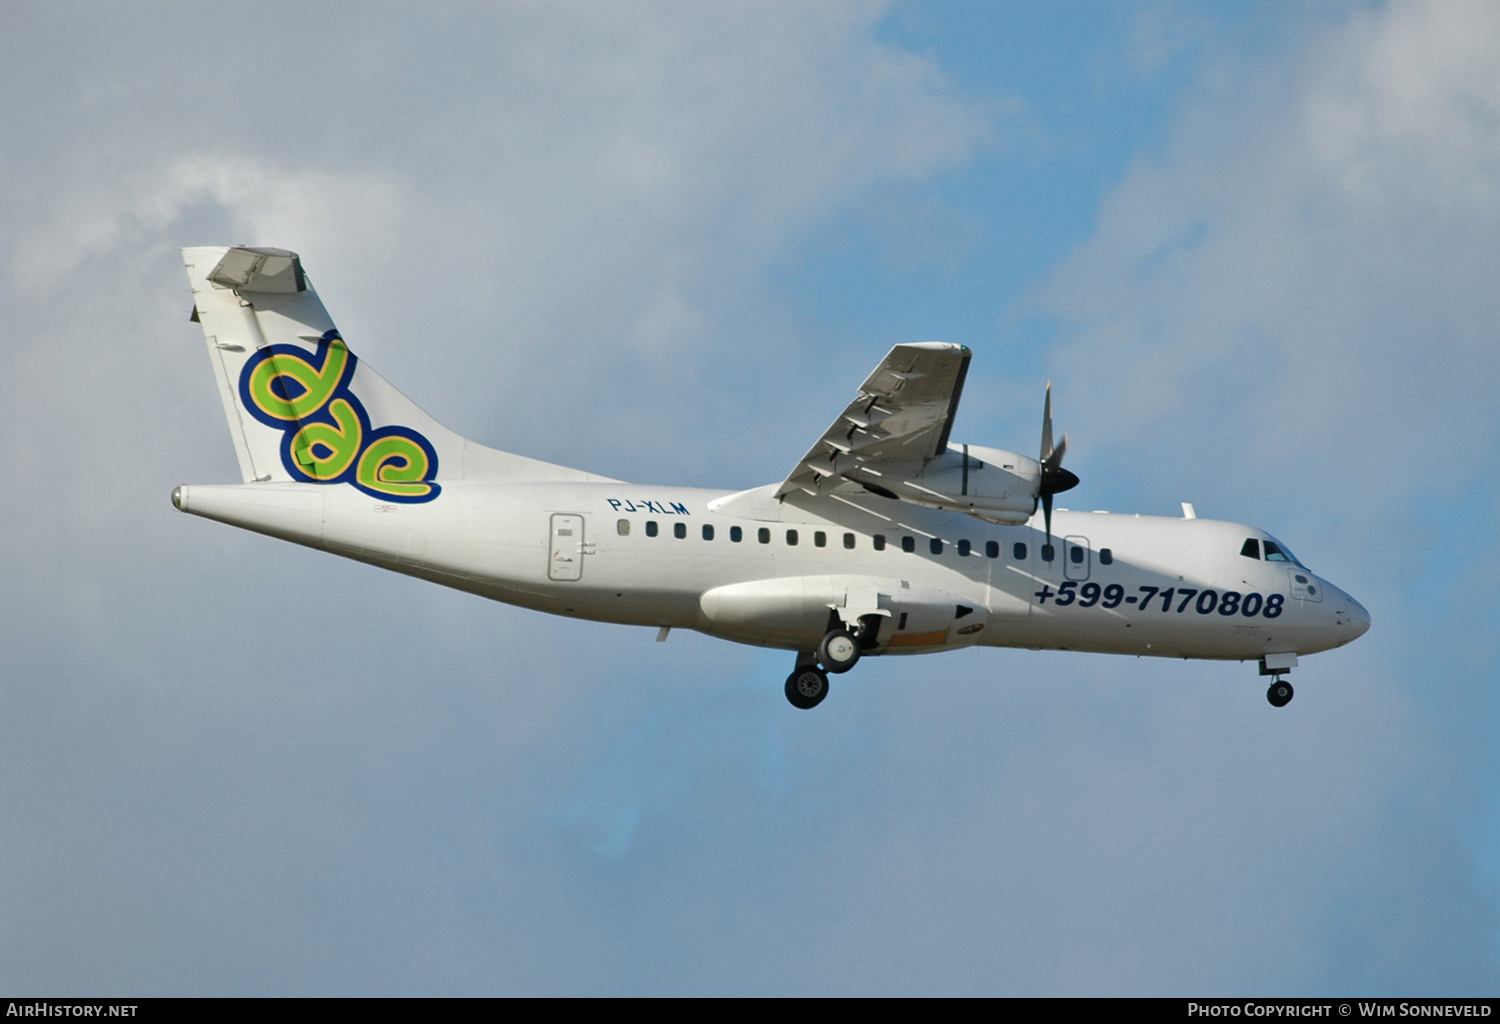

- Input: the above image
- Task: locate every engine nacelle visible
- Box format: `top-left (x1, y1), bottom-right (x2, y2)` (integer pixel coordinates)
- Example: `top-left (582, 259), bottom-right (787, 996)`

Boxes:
top-left (886, 444), bottom-right (1040, 525)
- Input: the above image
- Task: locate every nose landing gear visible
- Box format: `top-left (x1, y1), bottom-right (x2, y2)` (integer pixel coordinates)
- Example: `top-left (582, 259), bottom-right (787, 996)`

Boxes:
top-left (1259, 653), bottom-right (1298, 708)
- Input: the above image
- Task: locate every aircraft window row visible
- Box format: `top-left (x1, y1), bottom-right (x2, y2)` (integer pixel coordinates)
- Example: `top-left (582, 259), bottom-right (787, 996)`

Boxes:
top-left (621, 520), bottom-right (1115, 566)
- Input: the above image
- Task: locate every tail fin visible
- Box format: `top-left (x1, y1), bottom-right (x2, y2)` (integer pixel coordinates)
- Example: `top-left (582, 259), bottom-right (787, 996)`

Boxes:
top-left (184, 246), bottom-right (611, 497)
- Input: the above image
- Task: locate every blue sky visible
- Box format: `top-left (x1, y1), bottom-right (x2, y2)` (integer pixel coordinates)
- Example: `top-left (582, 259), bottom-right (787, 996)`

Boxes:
top-left (2, 0), bottom-right (1498, 995)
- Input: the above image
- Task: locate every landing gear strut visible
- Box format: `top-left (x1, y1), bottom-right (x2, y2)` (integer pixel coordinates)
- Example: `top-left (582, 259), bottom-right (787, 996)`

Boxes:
top-left (1266, 677), bottom-right (1294, 708)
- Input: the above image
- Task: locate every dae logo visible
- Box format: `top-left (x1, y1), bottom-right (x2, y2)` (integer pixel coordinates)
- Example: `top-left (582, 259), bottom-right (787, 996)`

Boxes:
top-left (238, 330), bottom-right (441, 503)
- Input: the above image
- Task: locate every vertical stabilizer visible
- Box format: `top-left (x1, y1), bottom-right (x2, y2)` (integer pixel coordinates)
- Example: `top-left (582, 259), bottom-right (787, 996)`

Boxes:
top-left (184, 246), bottom-right (613, 496)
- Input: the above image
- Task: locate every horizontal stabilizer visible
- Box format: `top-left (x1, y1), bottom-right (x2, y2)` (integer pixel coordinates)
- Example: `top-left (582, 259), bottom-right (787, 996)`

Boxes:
top-left (207, 246), bottom-right (306, 294)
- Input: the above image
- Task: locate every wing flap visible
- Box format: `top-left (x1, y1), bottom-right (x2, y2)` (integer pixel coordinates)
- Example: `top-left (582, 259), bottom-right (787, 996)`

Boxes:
top-left (775, 342), bottom-right (970, 500)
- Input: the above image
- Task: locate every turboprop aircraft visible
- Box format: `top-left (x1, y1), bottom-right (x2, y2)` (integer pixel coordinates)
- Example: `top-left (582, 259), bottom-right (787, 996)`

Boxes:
top-left (174, 245), bottom-right (1369, 709)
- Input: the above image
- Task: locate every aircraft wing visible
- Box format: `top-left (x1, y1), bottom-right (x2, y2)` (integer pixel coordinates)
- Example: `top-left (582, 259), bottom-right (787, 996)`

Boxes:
top-left (775, 342), bottom-right (971, 499)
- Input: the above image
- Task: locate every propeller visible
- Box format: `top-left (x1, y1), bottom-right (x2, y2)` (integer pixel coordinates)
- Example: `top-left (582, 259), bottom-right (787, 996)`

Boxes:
top-left (1038, 381), bottom-right (1079, 552)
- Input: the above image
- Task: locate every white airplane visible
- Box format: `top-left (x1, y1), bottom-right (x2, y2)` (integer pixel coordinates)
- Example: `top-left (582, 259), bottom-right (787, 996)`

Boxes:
top-left (174, 246), bottom-right (1369, 709)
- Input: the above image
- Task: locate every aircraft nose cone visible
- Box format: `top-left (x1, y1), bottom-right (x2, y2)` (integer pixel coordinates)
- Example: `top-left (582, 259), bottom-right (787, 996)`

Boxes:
top-left (1348, 598), bottom-right (1371, 639)
top-left (1333, 590), bottom-right (1371, 643)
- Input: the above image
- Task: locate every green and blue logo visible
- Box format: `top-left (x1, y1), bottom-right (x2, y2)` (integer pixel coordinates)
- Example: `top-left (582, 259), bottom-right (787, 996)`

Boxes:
top-left (239, 331), bottom-right (440, 502)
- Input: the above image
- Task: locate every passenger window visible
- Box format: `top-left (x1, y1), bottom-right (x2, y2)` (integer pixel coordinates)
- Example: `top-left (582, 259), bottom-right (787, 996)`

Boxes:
top-left (1070, 545), bottom-right (1084, 564)
top-left (873, 535), bottom-right (886, 551)
top-left (1263, 541), bottom-right (1291, 562)
top-left (730, 526), bottom-right (743, 543)
top-left (1013, 542), bottom-right (1027, 560)
top-left (814, 531), bottom-right (827, 548)
top-left (957, 539), bottom-right (971, 557)
top-left (758, 527), bottom-right (770, 544)
top-left (1241, 538), bottom-right (1261, 559)
top-left (786, 529), bottom-right (799, 546)
top-left (986, 540), bottom-right (999, 558)
top-left (617, 519), bottom-right (630, 536)
top-left (1099, 548), bottom-right (1113, 565)
top-left (902, 536), bottom-right (916, 553)
top-left (646, 521), bottom-right (658, 537)
top-left (1041, 544), bottom-right (1055, 562)
top-left (843, 533), bottom-right (855, 549)
top-left (702, 524), bottom-right (714, 541)
top-left (674, 522), bottom-right (687, 539)
top-left (930, 538), bottom-right (943, 555)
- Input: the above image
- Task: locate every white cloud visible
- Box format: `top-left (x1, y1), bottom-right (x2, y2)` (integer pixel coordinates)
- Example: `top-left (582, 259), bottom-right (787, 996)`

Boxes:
top-left (11, 155), bottom-right (416, 299)
top-left (1307, 0), bottom-right (1500, 210)
top-left (1040, 0), bottom-right (1500, 555)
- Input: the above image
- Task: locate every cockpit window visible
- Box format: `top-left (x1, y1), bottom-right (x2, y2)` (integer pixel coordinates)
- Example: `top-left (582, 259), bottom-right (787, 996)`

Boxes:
top-left (1262, 535), bottom-right (1306, 568)
top-left (1240, 539), bottom-right (1261, 560)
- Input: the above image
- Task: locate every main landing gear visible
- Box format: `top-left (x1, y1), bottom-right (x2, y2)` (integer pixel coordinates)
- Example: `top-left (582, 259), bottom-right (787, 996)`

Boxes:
top-left (785, 663), bottom-right (829, 710)
top-left (784, 620), bottom-right (875, 709)
top-left (818, 628), bottom-right (861, 674)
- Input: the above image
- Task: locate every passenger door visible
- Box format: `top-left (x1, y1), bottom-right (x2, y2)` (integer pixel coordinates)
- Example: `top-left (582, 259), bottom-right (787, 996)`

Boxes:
top-left (548, 513), bottom-right (586, 582)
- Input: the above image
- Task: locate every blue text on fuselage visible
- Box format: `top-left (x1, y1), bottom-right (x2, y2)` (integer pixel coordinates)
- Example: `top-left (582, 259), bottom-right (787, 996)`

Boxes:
top-left (607, 498), bottom-right (690, 515)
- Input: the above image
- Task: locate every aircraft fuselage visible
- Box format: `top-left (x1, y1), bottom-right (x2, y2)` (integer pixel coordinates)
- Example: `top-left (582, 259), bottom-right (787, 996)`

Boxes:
top-left (174, 479), bottom-right (1368, 664)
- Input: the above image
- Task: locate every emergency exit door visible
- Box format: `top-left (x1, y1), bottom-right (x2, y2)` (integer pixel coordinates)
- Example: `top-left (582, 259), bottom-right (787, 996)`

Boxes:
top-left (1064, 535), bottom-right (1091, 581)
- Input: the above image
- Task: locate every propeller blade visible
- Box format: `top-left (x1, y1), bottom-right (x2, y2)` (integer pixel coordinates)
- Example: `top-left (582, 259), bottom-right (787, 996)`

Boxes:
top-left (1042, 432), bottom-right (1068, 475)
top-left (1040, 381), bottom-right (1054, 463)
top-left (1036, 383), bottom-right (1078, 555)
